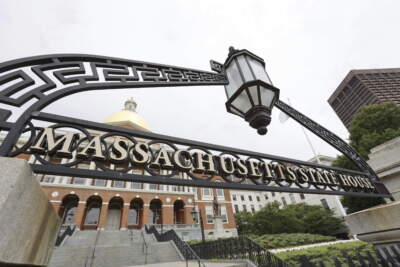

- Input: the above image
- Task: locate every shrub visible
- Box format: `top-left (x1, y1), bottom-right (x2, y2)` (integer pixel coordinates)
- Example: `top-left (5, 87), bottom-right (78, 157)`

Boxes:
top-left (276, 241), bottom-right (375, 266)
top-left (235, 203), bottom-right (347, 236)
top-left (253, 233), bottom-right (336, 249)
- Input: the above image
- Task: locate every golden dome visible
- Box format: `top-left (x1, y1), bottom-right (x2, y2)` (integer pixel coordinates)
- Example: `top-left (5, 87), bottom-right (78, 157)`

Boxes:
top-left (104, 98), bottom-right (150, 131)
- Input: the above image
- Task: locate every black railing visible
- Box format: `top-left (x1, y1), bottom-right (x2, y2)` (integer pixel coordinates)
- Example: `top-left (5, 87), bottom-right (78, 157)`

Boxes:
top-left (190, 236), bottom-right (292, 267)
top-left (140, 230), bottom-right (148, 265)
top-left (55, 224), bottom-right (76, 246)
top-left (299, 244), bottom-right (400, 267)
top-left (145, 225), bottom-right (205, 267)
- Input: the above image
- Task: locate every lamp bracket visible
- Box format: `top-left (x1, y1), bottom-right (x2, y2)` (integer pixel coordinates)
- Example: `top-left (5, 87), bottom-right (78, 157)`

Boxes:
top-left (210, 60), bottom-right (224, 73)
top-left (274, 99), bottom-right (379, 181)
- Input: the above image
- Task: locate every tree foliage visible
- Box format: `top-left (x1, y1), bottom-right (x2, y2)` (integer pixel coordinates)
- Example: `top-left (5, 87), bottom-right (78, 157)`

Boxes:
top-left (235, 202), bottom-right (346, 236)
top-left (333, 102), bottom-right (400, 213)
top-left (349, 102), bottom-right (400, 158)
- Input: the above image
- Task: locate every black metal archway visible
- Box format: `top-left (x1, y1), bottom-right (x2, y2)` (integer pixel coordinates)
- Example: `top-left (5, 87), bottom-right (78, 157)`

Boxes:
top-left (0, 54), bottom-right (391, 199)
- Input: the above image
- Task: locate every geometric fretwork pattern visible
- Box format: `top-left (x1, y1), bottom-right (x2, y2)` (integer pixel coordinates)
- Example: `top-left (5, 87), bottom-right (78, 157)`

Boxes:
top-left (0, 54), bottom-right (390, 198)
top-left (275, 100), bottom-right (378, 180)
top-left (0, 54), bottom-right (227, 107)
top-left (0, 54), bottom-right (227, 156)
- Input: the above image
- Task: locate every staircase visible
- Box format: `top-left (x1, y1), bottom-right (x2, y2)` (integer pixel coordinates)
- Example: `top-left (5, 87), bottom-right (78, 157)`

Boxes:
top-left (48, 229), bottom-right (182, 267)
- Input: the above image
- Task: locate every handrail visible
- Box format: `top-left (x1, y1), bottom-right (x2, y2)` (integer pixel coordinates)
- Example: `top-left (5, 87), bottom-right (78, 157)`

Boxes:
top-left (55, 224), bottom-right (76, 246)
top-left (145, 225), bottom-right (205, 267)
top-left (140, 230), bottom-right (148, 265)
top-left (190, 236), bottom-right (292, 267)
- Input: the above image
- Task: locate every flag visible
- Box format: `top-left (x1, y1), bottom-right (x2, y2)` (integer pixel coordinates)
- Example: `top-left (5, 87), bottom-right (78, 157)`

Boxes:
top-left (279, 111), bottom-right (290, 123)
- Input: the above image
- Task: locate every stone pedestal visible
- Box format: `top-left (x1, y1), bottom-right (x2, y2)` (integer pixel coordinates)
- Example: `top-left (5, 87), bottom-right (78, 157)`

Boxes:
top-left (0, 157), bottom-right (60, 266)
top-left (345, 200), bottom-right (400, 249)
top-left (213, 216), bottom-right (229, 239)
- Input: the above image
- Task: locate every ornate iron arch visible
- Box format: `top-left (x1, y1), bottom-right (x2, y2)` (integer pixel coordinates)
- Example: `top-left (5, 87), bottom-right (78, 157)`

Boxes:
top-left (0, 54), bottom-right (227, 156)
top-left (0, 53), bottom-right (391, 199)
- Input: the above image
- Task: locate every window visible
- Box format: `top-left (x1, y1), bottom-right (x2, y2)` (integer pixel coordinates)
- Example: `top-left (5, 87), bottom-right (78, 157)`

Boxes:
top-left (203, 188), bottom-right (212, 198)
top-left (131, 182), bottom-right (142, 189)
top-left (271, 192), bottom-right (275, 197)
top-left (300, 193), bottom-right (305, 200)
top-left (93, 179), bottom-right (106, 187)
top-left (248, 195), bottom-right (253, 201)
top-left (149, 183), bottom-right (158, 190)
top-left (289, 193), bottom-right (296, 204)
top-left (205, 206), bottom-right (214, 224)
top-left (42, 175), bottom-right (55, 183)
top-left (256, 196), bottom-right (260, 202)
top-left (128, 200), bottom-right (142, 225)
top-left (242, 205), bottom-right (247, 212)
top-left (220, 206), bottom-right (228, 223)
top-left (265, 194), bottom-right (268, 200)
top-left (84, 199), bottom-right (101, 225)
top-left (234, 204), bottom-right (239, 213)
top-left (250, 205), bottom-right (255, 213)
top-left (232, 194), bottom-right (237, 201)
top-left (61, 196), bottom-right (78, 225)
top-left (281, 197), bottom-right (287, 206)
top-left (320, 199), bottom-right (330, 211)
top-left (72, 177), bottom-right (86, 185)
top-left (113, 180), bottom-right (125, 188)
top-left (216, 188), bottom-right (224, 198)
top-left (240, 195), bottom-right (245, 201)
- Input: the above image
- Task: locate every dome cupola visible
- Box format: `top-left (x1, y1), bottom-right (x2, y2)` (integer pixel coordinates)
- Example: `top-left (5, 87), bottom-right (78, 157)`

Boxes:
top-left (104, 98), bottom-right (150, 131)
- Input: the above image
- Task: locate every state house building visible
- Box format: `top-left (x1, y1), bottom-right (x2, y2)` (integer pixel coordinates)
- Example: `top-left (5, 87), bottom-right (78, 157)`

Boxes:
top-left (19, 98), bottom-right (237, 239)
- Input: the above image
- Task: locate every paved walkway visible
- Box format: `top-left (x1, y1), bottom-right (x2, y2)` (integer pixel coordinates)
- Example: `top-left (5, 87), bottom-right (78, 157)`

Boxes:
top-left (270, 239), bottom-right (359, 253)
top-left (128, 260), bottom-right (249, 267)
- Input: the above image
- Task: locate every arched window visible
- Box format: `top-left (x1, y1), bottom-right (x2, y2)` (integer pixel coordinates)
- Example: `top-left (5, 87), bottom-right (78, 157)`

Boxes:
top-left (149, 199), bottom-right (162, 224)
top-left (106, 197), bottom-right (123, 230)
top-left (84, 196), bottom-right (102, 226)
top-left (173, 200), bottom-right (185, 224)
top-left (128, 198), bottom-right (143, 227)
top-left (60, 194), bottom-right (79, 225)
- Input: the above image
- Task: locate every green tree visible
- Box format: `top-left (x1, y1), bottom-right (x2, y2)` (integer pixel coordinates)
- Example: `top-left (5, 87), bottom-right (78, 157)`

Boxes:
top-left (234, 210), bottom-right (253, 235)
top-left (235, 202), bottom-right (346, 236)
top-left (333, 102), bottom-right (400, 213)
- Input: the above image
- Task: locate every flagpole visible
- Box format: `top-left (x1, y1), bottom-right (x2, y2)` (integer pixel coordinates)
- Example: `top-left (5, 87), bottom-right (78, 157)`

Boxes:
top-left (285, 99), bottom-right (347, 217)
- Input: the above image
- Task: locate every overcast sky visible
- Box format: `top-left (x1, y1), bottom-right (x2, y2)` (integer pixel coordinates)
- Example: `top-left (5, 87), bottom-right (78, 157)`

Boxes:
top-left (1, 0), bottom-right (399, 162)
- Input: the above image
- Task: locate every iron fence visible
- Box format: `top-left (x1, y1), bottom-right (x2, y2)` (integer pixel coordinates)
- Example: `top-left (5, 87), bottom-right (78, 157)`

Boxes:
top-left (299, 244), bottom-right (400, 267)
top-left (140, 229), bottom-right (148, 265)
top-left (190, 236), bottom-right (292, 267)
top-left (145, 225), bottom-right (205, 267)
top-left (55, 224), bottom-right (76, 246)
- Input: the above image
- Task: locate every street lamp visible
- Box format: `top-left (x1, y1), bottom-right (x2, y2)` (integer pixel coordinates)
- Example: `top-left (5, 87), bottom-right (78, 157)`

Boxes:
top-left (191, 207), bottom-right (205, 243)
top-left (223, 47), bottom-right (280, 135)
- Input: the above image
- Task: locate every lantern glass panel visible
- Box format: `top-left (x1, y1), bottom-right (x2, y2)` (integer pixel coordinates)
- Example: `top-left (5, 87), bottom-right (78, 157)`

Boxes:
top-left (248, 57), bottom-right (272, 85)
top-left (225, 61), bottom-right (243, 98)
top-left (231, 89), bottom-right (252, 114)
top-left (237, 55), bottom-right (254, 82)
top-left (260, 86), bottom-right (276, 108)
top-left (229, 107), bottom-right (244, 117)
top-left (248, 85), bottom-right (259, 105)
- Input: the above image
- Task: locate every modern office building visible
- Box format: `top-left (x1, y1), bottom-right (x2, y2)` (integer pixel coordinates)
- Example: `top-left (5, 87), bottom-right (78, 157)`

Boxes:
top-left (328, 68), bottom-right (400, 128)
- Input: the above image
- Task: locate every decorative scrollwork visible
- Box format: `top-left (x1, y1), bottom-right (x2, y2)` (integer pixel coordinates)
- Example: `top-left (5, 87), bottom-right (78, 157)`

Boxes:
top-left (0, 54), bottom-right (227, 108)
top-left (274, 99), bottom-right (379, 181)
top-left (0, 54), bottom-right (228, 157)
top-left (0, 54), bottom-right (390, 198)
top-left (14, 112), bottom-right (390, 198)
